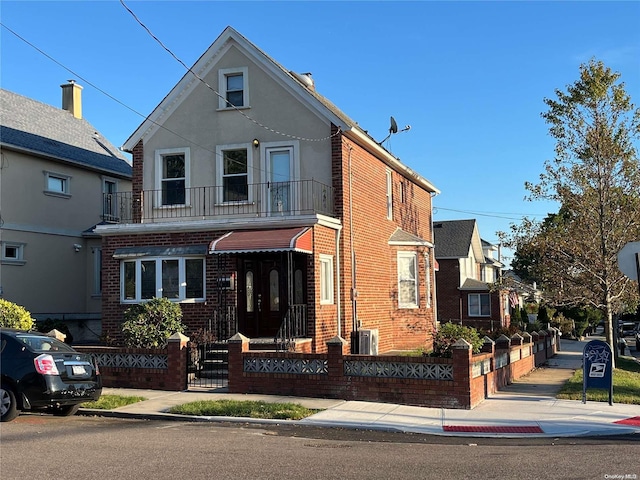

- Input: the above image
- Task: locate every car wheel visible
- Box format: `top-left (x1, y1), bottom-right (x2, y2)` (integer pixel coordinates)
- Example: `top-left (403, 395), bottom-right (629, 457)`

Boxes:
top-left (50, 404), bottom-right (80, 417)
top-left (0, 384), bottom-right (19, 422)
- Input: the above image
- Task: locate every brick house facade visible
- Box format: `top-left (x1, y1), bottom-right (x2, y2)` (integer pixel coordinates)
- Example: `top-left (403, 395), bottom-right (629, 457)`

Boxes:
top-left (97, 27), bottom-right (439, 353)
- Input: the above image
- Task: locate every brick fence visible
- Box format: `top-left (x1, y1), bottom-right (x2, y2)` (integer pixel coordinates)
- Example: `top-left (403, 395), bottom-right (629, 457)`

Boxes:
top-left (76, 328), bottom-right (559, 409)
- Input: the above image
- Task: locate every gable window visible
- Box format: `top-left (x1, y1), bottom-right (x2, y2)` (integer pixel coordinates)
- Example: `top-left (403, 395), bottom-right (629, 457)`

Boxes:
top-left (155, 148), bottom-right (190, 206)
top-left (44, 171), bottom-right (71, 198)
top-left (468, 293), bottom-right (490, 317)
top-left (2, 242), bottom-right (26, 265)
top-left (121, 257), bottom-right (205, 303)
top-left (386, 170), bottom-right (393, 220)
top-left (397, 251), bottom-right (418, 308)
top-left (216, 144), bottom-right (252, 203)
top-left (320, 254), bottom-right (334, 304)
top-left (218, 67), bottom-right (249, 109)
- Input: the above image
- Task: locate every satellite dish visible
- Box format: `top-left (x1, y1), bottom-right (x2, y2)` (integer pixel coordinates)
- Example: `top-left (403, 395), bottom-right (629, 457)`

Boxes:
top-left (377, 116), bottom-right (411, 145)
top-left (389, 116), bottom-right (398, 134)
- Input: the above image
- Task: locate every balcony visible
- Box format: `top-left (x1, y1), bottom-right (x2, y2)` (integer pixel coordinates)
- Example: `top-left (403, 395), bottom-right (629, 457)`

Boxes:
top-left (103, 179), bottom-right (334, 224)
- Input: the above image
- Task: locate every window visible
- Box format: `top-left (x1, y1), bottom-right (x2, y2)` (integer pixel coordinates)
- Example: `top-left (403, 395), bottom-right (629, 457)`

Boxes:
top-left (320, 255), bottom-right (334, 304)
top-left (218, 67), bottom-right (249, 109)
top-left (155, 148), bottom-right (190, 206)
top-left (102, 178), bottom-right (117, 221)
top-left (468, 293), bottom-right (491, 317)
top-left (2, 242), bottom-right (26, 265)
top-left (216, 144), bottom-right (252, 203)
top-left (397, 251), bottom-right (418, 308)
top-left (386, 170), bottom-right (393, 220)
top-left (44, 171), bottom-right (71, 197)
top-left (425, 253), bottom-right (431, 308)
top-left (121, 257), bottom-right (205, 302)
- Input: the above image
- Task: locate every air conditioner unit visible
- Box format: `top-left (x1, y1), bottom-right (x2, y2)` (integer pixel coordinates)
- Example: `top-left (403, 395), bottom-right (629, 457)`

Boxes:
top-left (358, 329), bottom-right (379, 355)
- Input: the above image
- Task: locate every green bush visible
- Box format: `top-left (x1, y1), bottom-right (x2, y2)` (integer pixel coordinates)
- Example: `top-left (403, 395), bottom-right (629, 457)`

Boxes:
top-left (0, 299), bottom-right (35, 330)
top-left (121, 298), bottom-right (185, 348)
top-left (433, 322), bottom-right (483, 357)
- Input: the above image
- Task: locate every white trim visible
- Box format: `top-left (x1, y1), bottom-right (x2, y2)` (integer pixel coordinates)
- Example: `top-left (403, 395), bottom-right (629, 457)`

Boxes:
top-left (1, 241), bottom-right (26, 265)
top-left (154, 147), bottom-right (191, 207)
top-left (319, 254), bottom-right (334, 305)
top-left (120, 256), bottom-right (206, 303)
top-left (218, 66), bottom-right (249, 109)
top-left (43, 170), bottom-right (71, 198)
top-left (397, 251), bottom-right (418, 309)
top-left (215, 143), bottom-right (253, 204)
top-left (386, 169), bottom-right (393, 220)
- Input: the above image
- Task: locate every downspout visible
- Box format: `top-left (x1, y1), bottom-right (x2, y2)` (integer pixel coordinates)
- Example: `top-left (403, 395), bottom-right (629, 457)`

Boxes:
top-left (335, 225), bottom-right (343, 337)
top-left (347, 143), bottom-right (358, 333)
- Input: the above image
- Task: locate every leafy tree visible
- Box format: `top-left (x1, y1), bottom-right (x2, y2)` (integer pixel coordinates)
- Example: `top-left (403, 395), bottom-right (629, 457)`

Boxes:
top-left (121, 298), bottom-right (185, 348)
top-left (0, 299), bottom-right (35, 330)
top-left (506, 59), bottom-right (640, 361)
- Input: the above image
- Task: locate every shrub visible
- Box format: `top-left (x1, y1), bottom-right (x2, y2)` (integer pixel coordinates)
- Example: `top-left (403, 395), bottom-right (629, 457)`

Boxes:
top-left (121, 298), bottom-right (185, 348)
top-left (0, 299), bottom-right (35, 330)
top-left (433, 322), bottom-right (483, 357)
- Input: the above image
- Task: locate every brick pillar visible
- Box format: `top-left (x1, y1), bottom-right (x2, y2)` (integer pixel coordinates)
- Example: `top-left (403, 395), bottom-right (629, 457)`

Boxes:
top-left (167, 333), bottom-right (189, 391)
top-left (326, 336), bottom-right (348, 379)
top-left (227, 333), bottom-right (249, 393)
top-left (452, 338), bottom-right (473, 409)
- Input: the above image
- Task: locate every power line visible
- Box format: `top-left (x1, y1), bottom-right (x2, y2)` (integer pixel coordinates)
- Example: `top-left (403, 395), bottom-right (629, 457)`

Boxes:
top-left (119, 0), bottom-right (341, 144)
top-left (433, 206), bottom-right (550, 221)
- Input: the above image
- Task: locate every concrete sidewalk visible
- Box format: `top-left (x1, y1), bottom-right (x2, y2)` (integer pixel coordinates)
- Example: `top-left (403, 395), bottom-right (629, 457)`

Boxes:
top-left (80, 337), bottom-right (640, 438)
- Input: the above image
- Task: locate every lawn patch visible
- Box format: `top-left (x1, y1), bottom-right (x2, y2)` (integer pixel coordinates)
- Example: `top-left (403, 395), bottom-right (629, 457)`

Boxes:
top-left (169, 399), bottom-right (320, 420)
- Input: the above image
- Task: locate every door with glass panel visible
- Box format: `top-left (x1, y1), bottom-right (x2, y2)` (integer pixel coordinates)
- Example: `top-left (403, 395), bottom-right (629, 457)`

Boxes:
top-left (239, 258), bottom-right (284, 337)
top-left (266, 147), bottom-right (293, 215)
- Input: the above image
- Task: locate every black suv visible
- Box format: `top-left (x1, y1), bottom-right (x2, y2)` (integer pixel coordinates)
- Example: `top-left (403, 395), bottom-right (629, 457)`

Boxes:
top-left (1, 328), bottom-right (102, 422)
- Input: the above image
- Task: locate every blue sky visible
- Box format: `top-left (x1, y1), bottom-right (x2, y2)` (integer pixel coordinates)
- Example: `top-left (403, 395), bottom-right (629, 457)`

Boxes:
top-left (2, 1), bottom-right (639, 264)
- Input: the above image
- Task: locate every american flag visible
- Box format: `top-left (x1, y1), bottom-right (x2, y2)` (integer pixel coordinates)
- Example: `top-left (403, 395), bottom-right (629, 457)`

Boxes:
top-left (509, 291), bottom-right (519, 308)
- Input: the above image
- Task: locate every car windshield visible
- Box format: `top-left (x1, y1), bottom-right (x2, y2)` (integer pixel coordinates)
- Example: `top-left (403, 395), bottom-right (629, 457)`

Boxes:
top-left (15, 334), bottom-right (76, 353)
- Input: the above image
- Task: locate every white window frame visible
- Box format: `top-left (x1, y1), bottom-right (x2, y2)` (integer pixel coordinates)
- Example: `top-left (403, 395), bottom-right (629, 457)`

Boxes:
top-left (154, 147), bottom-right (191, 208)
top-left (43, 170), bottom-right (71, 198)
top-left (1, 241), bottom-right (26, 265)
top-left (262, 141), bottom-right (300, 215)
top-left (120, 256), bottom-right (206, 303)
top-left (216, 143), bottom-right (253, 204)
top-left (468, 293), bottom-right (491, 317)
top-left (218, 67), bottom-right (249, 109)
top-left (319, 254), bottom-right (334, 305)
top-left (397, 251), bottom-right (418, 309)
top-left (424, 252), bottom-right (432, 308)
top-left (386, 170), bottom-right (393, 220)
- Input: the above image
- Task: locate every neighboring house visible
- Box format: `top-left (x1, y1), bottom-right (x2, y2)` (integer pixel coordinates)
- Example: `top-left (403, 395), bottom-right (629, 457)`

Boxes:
top-left (502, 270), bottom-right (543, 318)
top-left (0, 84), bottom-right (132, 340)
top-left (433, 219), bottom-right (510, 330)
top-left (97, 26), bottom-right (440, 354)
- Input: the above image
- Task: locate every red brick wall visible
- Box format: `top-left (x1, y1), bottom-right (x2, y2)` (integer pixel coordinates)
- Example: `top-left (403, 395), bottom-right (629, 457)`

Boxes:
top-left (332, 127), bottom-right (437, 353)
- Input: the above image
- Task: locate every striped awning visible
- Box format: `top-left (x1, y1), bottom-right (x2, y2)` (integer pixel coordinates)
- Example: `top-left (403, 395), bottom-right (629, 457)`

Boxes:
top-left (209, 227), bottom-right (313, 254)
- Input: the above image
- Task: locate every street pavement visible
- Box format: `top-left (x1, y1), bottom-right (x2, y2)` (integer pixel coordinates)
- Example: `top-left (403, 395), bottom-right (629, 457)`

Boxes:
top-left (80, 335), bottom-right (640, 438)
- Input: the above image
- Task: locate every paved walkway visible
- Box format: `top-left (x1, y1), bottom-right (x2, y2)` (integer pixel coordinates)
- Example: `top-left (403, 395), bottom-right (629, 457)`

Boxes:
top-left (81, 337), bottom-right (640, 438)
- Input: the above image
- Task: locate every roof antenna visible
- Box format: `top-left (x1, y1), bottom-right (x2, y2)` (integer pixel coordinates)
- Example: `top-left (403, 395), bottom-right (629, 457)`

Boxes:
top-left (378, 116), bottom-right (411, 145)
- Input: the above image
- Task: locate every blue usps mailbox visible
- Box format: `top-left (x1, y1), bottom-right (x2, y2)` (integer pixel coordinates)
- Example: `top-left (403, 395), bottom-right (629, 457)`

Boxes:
top-left (582, 339), bottom-right (613, 405)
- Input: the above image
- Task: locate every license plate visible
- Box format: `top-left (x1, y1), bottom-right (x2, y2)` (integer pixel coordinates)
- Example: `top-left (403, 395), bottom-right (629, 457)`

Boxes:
top-left (72, 365), bottom-right (86, 375)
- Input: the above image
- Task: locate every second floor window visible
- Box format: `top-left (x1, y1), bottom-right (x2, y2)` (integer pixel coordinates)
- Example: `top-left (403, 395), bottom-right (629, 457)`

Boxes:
top-left (44, 171), bottom-right (71, 198)
top-left (155, 148), bottom-right (190, 206)
top-left (216, 144), bottom-right (252, 204)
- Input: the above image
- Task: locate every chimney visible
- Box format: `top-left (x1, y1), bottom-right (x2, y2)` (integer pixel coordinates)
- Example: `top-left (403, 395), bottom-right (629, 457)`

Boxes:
top-left (61, 80), bottom-right (83, 119)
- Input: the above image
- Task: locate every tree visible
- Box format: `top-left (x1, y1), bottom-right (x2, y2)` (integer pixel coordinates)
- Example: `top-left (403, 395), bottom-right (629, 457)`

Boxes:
top-left (507, 59), bottom-right (640, 361)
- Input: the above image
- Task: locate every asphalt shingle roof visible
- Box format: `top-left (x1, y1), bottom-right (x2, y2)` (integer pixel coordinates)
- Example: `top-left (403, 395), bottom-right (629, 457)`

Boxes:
top-left (433, 219), bottom-right (477, 258)
top-left (0, 89), bottom-right (132, 178)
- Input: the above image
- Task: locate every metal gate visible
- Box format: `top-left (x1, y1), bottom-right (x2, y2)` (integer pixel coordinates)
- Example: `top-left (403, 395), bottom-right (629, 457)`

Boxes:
top-left (187, 307), bottom-right (237, 390)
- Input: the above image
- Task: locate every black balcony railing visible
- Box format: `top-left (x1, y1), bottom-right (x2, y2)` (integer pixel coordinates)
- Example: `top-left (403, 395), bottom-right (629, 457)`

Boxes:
top-left (103, 180), bottom-right (334, 223)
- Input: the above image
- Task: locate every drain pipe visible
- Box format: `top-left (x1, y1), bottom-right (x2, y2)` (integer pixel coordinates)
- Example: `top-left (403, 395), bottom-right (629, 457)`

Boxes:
top-left (347, 143), bottom-right (358, 341)
top-left (335, 225), bottom-right (343, 337)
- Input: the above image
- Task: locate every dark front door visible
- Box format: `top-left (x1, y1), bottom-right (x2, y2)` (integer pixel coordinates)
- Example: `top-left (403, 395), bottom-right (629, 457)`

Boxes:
top-left (239, 257), bottom-right (285, 338)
